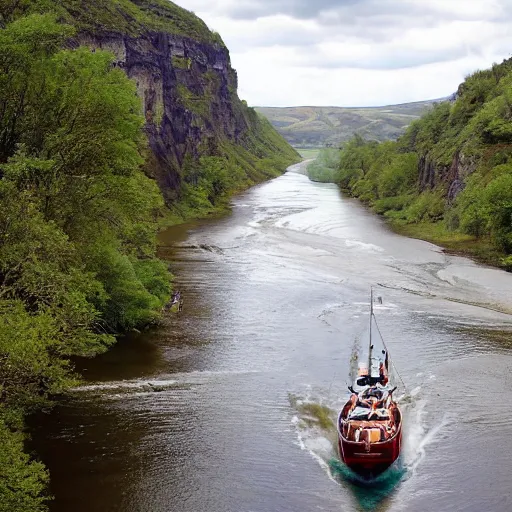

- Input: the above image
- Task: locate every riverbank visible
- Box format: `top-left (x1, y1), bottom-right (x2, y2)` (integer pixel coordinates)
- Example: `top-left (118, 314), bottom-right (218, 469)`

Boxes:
top-left (159, 157), bottom-right (302, 229)
top-left (159, 199), bottom-right (231, 229)
top-left (389, 221), bottom-right (507, 269)
top-left (319, 175), bottom-right (511, 271)
top-left (303, 148), bottom-right (509, 271)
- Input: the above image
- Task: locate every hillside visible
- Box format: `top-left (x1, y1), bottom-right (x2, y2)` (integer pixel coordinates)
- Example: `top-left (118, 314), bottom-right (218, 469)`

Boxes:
top-left (3, 0), bottom-right (300, 206)
top-left (314, 58), bottom-right (512, 269)
top-left (256, 101), bottom-right (438, 149)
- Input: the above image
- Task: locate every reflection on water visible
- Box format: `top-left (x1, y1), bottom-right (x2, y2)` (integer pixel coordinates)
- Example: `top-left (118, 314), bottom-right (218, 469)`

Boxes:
top-left (30, 163), bottom-right (512, 512)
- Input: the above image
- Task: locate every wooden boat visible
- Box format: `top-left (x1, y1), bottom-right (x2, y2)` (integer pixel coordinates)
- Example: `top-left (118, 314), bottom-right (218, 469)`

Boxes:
top-left (337, 290), bottom-right (402, 477)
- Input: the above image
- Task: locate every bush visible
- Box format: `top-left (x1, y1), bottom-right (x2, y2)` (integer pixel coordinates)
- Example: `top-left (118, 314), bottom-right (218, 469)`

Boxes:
top-left (404, 192), bottom-right (446, 223)
top-left (373, 194), bottom-right (414, 214)
top-left (0, 412), bottom-right (49, 512)
top-left (307, 148), bottom-right (340, 183)
top-left (377, 153), bottom-right (418, 198)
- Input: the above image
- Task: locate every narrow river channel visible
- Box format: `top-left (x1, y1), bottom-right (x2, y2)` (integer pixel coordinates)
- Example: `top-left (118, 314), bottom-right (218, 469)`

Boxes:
top-left (31, 162), bottom-right (512, 512)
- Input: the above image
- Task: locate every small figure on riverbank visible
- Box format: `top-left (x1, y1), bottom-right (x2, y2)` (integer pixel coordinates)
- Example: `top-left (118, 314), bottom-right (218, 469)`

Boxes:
top-left (164, 291), bottom-right (184, 312)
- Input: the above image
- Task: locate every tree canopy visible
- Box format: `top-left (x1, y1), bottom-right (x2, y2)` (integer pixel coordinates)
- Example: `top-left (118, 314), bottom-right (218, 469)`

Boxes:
top-left (0, 14), bottom-right (171, 509)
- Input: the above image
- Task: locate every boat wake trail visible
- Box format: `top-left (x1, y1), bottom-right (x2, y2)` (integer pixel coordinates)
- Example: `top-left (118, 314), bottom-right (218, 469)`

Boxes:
top-left (70, 370), bottom-right (262, 397)
top-left (400, 387), bottom-right (451, 474)
top-left (290, 383), bottom-right (448, 511)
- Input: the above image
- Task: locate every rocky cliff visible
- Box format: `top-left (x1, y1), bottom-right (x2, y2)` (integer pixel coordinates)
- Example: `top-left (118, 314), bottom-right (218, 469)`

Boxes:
top-left (418, 151), bottom-right (477, 201)
top-left (22, 0), bottom-right (299, 202)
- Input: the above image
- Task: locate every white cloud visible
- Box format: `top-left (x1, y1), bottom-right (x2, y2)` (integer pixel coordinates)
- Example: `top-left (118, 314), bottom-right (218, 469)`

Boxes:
top-left (172, 0), bottom-right (512, 107)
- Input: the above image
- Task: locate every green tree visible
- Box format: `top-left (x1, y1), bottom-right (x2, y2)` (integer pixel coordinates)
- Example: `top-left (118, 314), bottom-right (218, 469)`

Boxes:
top-left (0, 14), bottom-right (172, 509)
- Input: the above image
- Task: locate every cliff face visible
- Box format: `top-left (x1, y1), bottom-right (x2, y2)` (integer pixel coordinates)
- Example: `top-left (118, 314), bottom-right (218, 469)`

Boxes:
top-left (418, 151), bottom-right (477, 201)
top-left (59, 1), bottom-right (299, 202)
top-left (76, 31), bottom-right (226, 198)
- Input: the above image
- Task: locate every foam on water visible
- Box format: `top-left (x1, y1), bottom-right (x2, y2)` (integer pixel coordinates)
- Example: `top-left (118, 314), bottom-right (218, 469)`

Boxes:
top-left (72, 379), bottom-right (179, 394)
top-left (72, 369), bottom-right (262, 395)
top-left (345, 239), bottom-right (384, 253)
top-left (290, 382), bottom-right (449, 511)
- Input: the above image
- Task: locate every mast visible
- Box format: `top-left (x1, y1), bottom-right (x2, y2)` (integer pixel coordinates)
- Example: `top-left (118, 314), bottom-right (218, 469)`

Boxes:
top-left (368, 287), bottom-right (373, 379)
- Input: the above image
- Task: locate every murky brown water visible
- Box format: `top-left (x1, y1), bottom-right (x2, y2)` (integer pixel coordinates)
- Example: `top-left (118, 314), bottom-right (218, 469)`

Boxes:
top-left (31, 163), bottom-right (512, 512)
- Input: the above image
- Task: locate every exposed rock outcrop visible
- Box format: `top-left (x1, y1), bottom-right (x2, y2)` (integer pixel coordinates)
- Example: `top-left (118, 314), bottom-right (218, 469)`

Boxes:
top-left (74, 29), bottom-right (293, 202)
top-left (418, 150), bottom-right (478, 200)
top-left (53, 0), bottom-right (299, 203)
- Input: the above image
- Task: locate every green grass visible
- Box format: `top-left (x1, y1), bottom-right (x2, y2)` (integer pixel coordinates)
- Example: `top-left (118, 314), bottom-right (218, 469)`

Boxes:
top-left (20, 0), bottom-right (225, 44)
top-left (171, 56), bottom-right (191, 70)
top-left (177, 84), bottom-right (211, 118)
top-left (159, 198), bottom-right (231, 229)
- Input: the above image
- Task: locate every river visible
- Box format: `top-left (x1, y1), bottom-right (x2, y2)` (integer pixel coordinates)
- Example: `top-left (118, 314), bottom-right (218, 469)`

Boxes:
top-left (31, 162), bottom-right (512, 512)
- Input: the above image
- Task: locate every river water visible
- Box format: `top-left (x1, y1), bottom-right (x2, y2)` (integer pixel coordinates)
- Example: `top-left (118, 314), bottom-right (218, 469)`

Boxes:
top-left (31, 162), bottom-right (512, 512)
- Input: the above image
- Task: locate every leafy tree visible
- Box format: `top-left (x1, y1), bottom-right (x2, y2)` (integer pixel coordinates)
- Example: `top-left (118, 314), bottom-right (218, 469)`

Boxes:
top-left (377, 153), bottom-right (418, 198)
top-left (0, 14), bottom-right (172, 509)
top-left (307, 148), bottom-right (340, 183)
top-left (0, 412), bottom-right (49, 512)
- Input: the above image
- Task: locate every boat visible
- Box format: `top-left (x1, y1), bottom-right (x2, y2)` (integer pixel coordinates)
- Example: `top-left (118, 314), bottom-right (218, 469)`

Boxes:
top-left (336, 290), bottom-right (403, 477)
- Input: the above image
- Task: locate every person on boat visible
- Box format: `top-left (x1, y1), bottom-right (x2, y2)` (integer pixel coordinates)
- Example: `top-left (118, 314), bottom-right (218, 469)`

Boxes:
top-left (353, 386), bottom-right (380, 411)
top-left (356, 394), bottom-right (372, 409)
top-left (379, 362), bottom-right (389, 386)
top-left (348, 392), bottom-right (358, 411)
top-left (368, 405), bottom-right (390, 421)
top-left (364, 386), bottom-right (383, 401)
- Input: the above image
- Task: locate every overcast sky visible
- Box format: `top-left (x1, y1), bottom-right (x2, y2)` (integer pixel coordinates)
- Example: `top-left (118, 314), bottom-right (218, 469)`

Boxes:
top-left (173, 0), bottom-right (512, 107)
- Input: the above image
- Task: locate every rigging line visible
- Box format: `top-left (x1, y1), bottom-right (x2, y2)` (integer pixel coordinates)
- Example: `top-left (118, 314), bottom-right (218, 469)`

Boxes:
top-left (372, 313), bottom-right (408, 393)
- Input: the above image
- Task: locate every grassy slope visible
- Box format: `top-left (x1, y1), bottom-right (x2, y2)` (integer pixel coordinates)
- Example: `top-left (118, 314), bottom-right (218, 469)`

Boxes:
top-left (15, 0), bottom-right (223, 43)
top-left (256, 100), bottom-right (438, 148)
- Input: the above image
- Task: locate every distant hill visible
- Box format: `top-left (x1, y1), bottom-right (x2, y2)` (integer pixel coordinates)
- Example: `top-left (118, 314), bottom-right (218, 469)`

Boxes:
top-left (256, 100), bottom-right (441, 148)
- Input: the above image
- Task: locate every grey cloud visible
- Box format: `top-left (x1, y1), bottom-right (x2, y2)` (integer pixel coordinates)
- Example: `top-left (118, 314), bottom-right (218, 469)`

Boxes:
top-left (297, 45), bottom-right (471, 71)
top-left (239, 31), bottom-right (320, 49)
top-left (216, 0), bottom-right (512, 27)
top-left (226, 0), bottom-right (361, 20)
top-left (182, 0), bottom-right (512, 76)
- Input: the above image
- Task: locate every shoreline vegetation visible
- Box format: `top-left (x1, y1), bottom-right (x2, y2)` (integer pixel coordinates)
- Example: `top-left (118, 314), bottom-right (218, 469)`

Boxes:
top-left (159, 150), bottom-right (299, 230)
top-left (0, 15), bottom-right (174, 512)
top-left (306, 148), bottom-right (508, 270)
top-left (305, 58), bottom-right (512, 272)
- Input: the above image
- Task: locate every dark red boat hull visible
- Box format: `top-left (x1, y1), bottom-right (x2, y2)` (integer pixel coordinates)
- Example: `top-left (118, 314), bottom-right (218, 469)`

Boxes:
top-left (337, 405), bottom-right (402, 478)
top-left (338, 426), bottom-right (402, 477)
